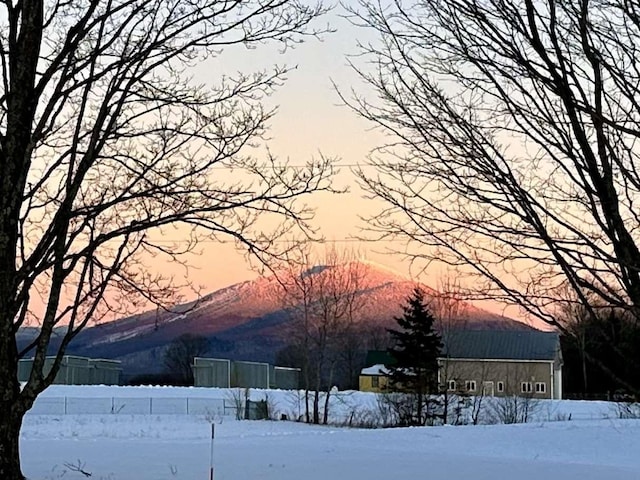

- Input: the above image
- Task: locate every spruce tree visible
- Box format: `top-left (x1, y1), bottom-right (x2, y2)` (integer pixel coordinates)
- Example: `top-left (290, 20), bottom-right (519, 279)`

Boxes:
top-left (386, 287), bottom-right (443, 425)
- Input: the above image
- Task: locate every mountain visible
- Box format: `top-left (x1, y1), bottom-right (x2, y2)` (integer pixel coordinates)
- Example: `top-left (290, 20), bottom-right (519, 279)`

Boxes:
top-left (42, 261), bottom-right (533, 378)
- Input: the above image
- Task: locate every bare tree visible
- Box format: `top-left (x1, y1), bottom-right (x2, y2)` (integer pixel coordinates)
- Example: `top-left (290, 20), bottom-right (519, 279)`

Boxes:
top-left (0, 2), bottom-right (335, 478)
top-left (559, 296), bottom-right (640, 397)
top-left (163, 333), bottom-right (210, 385)
top-left (469, 362), bottom-right (493, 426)
top-left (432, 275), bottom-right (469, 424)
top-left (344, 0), bottom-right (640, 390)
top-left (336, 325), bottom-right (366, 390)
top-left (277, 245), bottom-right (316, 423)
top-left (486, 364), bottom-right (541, 425)
top-left (556, 289), bottom-right (595, 394)
top-left (277, 245), bottom-right (368, 424)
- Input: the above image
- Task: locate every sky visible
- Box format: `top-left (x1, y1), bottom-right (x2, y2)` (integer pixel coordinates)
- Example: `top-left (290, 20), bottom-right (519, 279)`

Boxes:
top-left (180, 8), bottom-right (412, 289)
top-left (15, 3), bottom-right (535, 329)
top-left (138, 4), bottom-right (530, 323)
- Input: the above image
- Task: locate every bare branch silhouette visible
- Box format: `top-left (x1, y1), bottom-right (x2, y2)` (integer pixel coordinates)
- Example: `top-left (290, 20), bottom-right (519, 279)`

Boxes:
top-left (0, 2), bottom-right (333, 478)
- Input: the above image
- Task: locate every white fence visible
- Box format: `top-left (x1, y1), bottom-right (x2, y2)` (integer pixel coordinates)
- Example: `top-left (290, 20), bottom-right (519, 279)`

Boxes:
top-left (27, 396), bottom-right (237, 416)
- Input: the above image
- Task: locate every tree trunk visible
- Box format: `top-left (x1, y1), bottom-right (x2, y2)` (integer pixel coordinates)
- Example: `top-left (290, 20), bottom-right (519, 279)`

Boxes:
top-left (313, 389), bottom-right (320, 425)
top-left (580, 335), bottom-right (589, 393)
top-left (0, 407), bottom-right (25, 480)
top-left (322, 389), bottom-right (331, 425)
top-left (322, 363), bottom-right (336, 425)
top-left (416, 378), bottom-right (423, 426)
top-left (442, 389), bottom-right (449, 425)
top-left (0, 302), bottom-right (27, 480)
top-left (304, 358), bottom-right (311, 423)
top-left (312, 360), bottom-right (323, 425)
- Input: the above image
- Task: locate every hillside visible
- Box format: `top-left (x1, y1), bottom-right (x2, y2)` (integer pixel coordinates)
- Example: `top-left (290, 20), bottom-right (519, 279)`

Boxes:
top-left (45, 261), bottom-right (533, 376)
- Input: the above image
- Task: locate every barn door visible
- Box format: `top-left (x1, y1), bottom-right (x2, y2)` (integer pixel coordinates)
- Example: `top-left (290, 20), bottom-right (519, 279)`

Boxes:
top-left (482, 381), bottom-right (495, 397)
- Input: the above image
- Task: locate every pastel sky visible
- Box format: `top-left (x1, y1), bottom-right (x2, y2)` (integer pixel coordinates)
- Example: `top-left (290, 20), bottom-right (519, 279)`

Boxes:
top-left (146, 4), bottom-right (527, 323)
top-left (178, 9), bottom-right (405, 287)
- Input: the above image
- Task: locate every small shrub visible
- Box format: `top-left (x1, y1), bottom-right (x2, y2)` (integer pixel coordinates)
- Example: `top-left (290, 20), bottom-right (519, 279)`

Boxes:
top-left (374, 392), bottom-right (443, 427)
top-left (616, 401), bottom-right (640, 419)
top-left (203, 408), bottom-right (224, 424)
top-left (340, 409), bottom-right (381, 429)
top-left (486, 395), bottom-right (539, 424)
top-left (539, 403), bottom-right (571, 422)
top-left (262, 392), bottom-right (280, 420)
top-left (225, 388), bottom-right (247, 420)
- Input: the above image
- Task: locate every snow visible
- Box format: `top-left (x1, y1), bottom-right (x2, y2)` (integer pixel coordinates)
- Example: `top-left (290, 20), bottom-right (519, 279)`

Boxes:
top-left (91, 293), bottom-right (226, 346)
top-left (19, 385), bottom-right (640, 480)
top-left (360, 364), bottom-right (390, 375)
top-left (355, 258), bottom-right (414, 280)
top-left (94, 323), bottom-right (157, 344)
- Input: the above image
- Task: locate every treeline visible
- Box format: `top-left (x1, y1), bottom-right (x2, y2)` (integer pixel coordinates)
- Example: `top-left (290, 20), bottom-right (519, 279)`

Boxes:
top-left (561, 309), bottom-right (640, 399)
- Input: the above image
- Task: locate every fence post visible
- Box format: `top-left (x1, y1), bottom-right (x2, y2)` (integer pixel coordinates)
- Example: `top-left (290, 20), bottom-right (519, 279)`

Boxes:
top-left (187, 397), bottom-right (190, 415)
top-left (149, 397), bottom-right (153, 415)
top-left (209, 423), bottom-right (215, 480)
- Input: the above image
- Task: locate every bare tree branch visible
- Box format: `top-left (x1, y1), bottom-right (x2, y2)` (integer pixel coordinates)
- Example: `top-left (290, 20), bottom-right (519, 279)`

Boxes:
top-left (343, 1), bottom-right (640, 359)
top-left (0, 2), bottom-right (334, 478)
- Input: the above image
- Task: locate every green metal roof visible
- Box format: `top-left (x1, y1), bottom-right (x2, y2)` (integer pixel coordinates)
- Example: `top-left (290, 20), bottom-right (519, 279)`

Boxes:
top-left (364, 330), bottom-right (560, 367)
top-left (442, 330), bottom-right (560, 361)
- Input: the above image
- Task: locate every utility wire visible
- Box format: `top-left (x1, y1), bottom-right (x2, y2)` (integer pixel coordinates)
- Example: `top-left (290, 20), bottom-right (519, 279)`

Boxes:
top-left (209, 163), bottom-right (390, 169)
top-left (147, 237), bottom-right (403, 244)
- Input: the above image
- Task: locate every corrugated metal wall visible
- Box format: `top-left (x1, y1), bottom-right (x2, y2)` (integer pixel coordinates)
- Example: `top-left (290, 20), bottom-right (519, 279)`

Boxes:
top-left (89, 359), bottom-right (122, 385)
top-left (18, 356), bottom-right (122, 385)
top-left (231, 361), bottom-right (269, 389)
top-left (272, 367), bottom-right (300, 390)
top-left (192, 358), bottom-right (231, 387)
top-left (192, 358), bottom-right (301, 390)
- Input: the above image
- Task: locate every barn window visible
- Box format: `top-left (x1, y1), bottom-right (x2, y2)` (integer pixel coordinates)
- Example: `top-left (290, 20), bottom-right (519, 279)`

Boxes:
top-left (521, 382), bottom-right (533, 393)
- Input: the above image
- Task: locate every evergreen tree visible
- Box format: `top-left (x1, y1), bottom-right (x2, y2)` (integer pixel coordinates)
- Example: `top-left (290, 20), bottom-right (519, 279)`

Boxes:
top-left (386, 287), bottom-right (443, 425)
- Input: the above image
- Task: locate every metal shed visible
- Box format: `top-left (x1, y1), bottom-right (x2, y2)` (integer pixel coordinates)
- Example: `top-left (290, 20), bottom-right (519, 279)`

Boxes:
top-left (18, 355), bottom-right (122, 385)
top-left (17, 358), bottom-right (34, 382)
top-left (271, 366), bottom-right (301, 390)
top-left (47, 356), bottom-right (91, 385)
top-left (192, 358), bottom-right (301, 390)
top-left (192, 357), bottom-right (231, 388)
top-left (231, 360), bottom-right (269, 389)
top-left (88, 359), bottom-right (122, 385)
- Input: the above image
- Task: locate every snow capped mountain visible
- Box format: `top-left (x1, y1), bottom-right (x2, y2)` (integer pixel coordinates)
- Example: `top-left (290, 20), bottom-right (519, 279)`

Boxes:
top-left (48, 262), bottom-right (532, 376)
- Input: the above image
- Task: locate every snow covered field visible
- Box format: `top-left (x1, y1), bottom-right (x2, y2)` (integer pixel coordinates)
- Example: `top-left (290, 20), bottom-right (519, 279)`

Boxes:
top-left (20, 386), bottom-right (640, 480)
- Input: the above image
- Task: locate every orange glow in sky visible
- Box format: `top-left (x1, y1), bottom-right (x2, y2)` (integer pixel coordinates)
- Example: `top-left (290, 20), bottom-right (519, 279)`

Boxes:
top-left (180, 12), bottom-right (398, 289)
top-left (120, 8), bottom-right (538, 327)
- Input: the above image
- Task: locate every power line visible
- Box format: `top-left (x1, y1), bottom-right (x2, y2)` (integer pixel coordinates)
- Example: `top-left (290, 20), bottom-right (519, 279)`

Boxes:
top-left (147, 237), bottom-right (404, 244)
top-left (208, 163), bottom-right (390, 169)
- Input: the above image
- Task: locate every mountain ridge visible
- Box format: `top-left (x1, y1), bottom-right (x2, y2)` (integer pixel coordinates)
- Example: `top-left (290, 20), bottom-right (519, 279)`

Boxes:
top-left (22, 262), bottom-right (534, 377)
